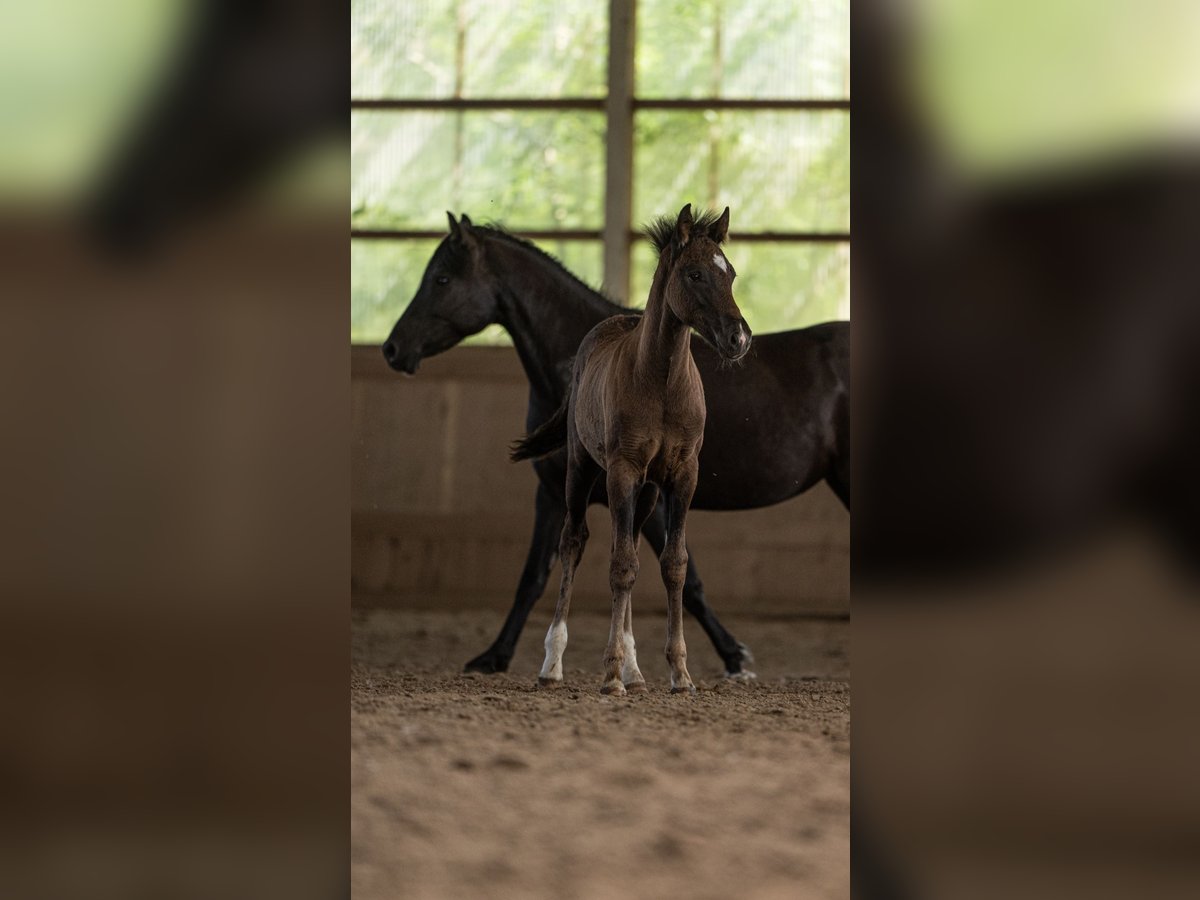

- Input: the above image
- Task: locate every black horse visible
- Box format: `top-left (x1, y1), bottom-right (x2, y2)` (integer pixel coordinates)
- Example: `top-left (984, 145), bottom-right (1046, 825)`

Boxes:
top-left (383, 213), bottom-right (849, 675)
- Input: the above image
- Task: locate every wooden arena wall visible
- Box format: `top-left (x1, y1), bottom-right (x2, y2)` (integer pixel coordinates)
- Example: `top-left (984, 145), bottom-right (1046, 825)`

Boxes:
top-left (351, 345), bottom-right (849, 617)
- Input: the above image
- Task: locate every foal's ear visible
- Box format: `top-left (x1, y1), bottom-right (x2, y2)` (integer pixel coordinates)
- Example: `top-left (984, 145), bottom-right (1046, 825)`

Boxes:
top-left (708, 206), bottom-right (730, 244)
top-left (446, 211), bottom-right (459, 237)
top-left (674, 203), bottom-right (694, 250)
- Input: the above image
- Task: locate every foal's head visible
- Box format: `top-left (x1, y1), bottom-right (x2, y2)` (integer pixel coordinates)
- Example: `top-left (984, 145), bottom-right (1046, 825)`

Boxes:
top-left (648, 204), bottom-right (751, 361)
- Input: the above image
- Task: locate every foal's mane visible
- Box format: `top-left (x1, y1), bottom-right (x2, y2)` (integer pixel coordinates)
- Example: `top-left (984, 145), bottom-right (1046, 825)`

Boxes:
top-left (642, 208), bottom-right (728, 258)
top-left (472, 222), bottom-right (627, 314)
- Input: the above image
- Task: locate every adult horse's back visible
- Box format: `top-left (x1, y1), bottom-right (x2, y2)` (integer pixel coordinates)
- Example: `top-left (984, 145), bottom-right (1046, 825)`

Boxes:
top-left (382, 213), bottom-right (849, 674)
top-left (689, 323), bottom-right (848, 509)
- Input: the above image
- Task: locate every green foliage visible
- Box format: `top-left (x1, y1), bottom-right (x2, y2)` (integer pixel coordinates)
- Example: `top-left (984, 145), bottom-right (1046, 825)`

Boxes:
top-left (636, 0), bottom-right (850, 99)
top-left (634, 110), bottom-right (849, 230)
top-left (352, 110), bottom-right (606, 231)
top-left (352, 0), bottom-right (607, 98)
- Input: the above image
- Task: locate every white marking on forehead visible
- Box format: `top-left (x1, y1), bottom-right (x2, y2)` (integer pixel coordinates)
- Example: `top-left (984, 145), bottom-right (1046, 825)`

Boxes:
top-left (712, 252), bottom-right (728, 273)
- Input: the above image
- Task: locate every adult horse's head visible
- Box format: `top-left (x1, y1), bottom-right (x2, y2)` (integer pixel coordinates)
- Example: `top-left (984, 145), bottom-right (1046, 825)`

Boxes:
top-left (650, 204), bottom-right (751, 362)
top-left (382, 212), bottom-right (497, 374)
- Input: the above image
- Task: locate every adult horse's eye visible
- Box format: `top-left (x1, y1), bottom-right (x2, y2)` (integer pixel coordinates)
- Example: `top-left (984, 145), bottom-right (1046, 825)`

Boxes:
top-left (688, 270), bottom-right (702, 282)
top-left (435, 275), bottom-right (450, 285)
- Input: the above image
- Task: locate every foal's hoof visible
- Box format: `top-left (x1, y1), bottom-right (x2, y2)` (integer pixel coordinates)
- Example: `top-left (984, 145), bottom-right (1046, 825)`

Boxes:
top-left (599, 681), bottom-right (626, 696)
top-left (624, 680), bottom-right (648, 694)
top-left (537, 676), bottom-right (563, 689)
top-left (670, 684), bottom-right (698, 695)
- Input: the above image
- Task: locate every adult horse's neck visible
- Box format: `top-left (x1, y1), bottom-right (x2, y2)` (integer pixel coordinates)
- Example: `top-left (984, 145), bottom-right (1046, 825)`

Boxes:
top-left (635, 252), bottom-right (691, 380)
top-left (483, 232), bottom-right (624, 397)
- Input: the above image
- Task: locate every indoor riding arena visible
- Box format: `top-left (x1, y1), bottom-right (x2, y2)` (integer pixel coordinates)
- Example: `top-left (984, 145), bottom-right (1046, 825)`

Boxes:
top-left (351, 2), bottom-right (850, 897)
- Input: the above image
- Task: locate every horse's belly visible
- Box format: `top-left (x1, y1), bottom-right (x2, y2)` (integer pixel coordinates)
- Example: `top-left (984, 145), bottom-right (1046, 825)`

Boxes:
top-left (693, 425), bottom-right (828, 510)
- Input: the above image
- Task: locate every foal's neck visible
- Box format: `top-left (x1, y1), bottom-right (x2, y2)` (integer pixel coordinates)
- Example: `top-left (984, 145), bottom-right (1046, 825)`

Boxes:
top-left (635, 255), bottom-right (691, 381)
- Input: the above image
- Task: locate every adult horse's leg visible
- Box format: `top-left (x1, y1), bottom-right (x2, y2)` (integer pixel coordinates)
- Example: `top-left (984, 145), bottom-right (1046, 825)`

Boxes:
top-left (640, 506), bottom-right (753, 676)
top-left (464, 483), bottom-right (565, 673)
top-left (538, 446), bottom-right (599, 687)
top-left (661, 467), bottom-right (699, 694)
top-left (826, 470), bottom-right (850, 509)
top-left (601, 464), bottom-right (644, 695)
top-left (828, 396), bottom-right (851, 510)
top-left (617, 483), bottom-right (659, 693)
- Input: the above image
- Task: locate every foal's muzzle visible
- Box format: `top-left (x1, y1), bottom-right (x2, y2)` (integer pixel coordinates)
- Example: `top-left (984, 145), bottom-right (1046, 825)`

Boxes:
top-left (719, 320), bottom-right (752, 361)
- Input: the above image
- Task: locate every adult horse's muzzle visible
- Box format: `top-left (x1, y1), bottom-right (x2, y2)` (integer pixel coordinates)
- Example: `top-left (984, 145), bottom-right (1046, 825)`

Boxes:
top-left (382, 339), bottom-right (421, 375)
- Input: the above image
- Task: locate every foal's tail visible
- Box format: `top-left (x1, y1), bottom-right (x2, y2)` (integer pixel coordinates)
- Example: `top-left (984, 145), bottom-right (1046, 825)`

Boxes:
top-left (510, 399), bottom-right (569, 462)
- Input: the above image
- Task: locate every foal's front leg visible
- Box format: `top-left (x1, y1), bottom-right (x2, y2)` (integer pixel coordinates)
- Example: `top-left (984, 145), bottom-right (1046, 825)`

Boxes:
top-left (538, 449), bottom-right (598, 686)
top-left (662, 466), bottom-right (699, 694)
top-left (601, 465), bottom-right (644, 695)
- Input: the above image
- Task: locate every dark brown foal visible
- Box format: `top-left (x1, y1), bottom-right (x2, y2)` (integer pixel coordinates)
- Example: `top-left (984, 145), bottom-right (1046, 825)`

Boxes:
top-left (513, 204), bottom-right (751, 694)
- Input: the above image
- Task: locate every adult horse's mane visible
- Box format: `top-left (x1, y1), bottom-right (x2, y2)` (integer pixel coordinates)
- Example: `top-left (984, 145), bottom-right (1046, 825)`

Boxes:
top-left (473, 222), bottom-right (628, 314)
top-left (643, 208), bottom-right (728, 257)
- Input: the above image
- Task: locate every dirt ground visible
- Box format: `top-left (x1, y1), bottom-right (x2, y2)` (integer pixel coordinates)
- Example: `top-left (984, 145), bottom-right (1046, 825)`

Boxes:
top-left (351, 608), bottom-right (850, 900)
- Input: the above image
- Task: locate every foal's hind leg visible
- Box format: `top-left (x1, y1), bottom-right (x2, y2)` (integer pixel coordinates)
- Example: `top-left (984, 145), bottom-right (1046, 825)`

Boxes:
top-left (538, 446), bottom-right (600, 687)
top-left (641, 507), bottom-right (753, 676)
top-left (619, 483), bottom-right (659, 693)
top-left (662, 466), bottom-right (699, 694)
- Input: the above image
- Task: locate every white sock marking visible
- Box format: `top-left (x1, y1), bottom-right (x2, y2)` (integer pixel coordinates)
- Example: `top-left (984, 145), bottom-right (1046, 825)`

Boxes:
top-left (540, 621), bottom-right (567, 680)
top-left (620, 631), bottom-right (643, 683)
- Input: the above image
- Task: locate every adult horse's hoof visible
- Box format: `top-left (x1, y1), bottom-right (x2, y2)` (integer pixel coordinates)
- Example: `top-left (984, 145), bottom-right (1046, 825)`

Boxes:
top-left (464, 652), bottom-right (510, 674)
top-left (624, 680), bottom-right (648, 694)
top-left (599, 681), bottom-right (626, 696)
top-left (537, 676), bottom-right (563, 689)
top-left (721, 642), bottom-right (755, 677)
top-left (670, 684), bottom-right (698, 695)
top-left (725, 669), bottom-right (757, 682)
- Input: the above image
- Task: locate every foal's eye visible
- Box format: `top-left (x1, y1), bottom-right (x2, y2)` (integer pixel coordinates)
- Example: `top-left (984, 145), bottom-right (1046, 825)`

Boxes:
top-left (435, 275), bottom-right (450, 285)
top-left (687, 270), bottom-right (702, 282)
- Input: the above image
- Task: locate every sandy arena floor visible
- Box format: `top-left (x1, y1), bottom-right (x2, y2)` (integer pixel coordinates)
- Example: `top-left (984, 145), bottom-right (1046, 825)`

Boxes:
top-left (352, 608), bottom-right (850, 900)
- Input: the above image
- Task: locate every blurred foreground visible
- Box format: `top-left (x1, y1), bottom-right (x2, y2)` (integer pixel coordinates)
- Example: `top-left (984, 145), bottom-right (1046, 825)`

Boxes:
top-left (854, 1), bottom-right (1200, 897)
top-left (1, 2), bottom-right (347, 899)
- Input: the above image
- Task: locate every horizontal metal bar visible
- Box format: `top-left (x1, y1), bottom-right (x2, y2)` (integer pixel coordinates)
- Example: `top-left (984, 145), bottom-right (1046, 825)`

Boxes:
top-left (634, 98), bottom-right (849, 110)
top-left (351, 98), bottom-right (849, 112)
top-left (352, 98), bottom-right (605, 111)
top-left (708, 231), bottom-right (851, 242)
top-left (352, 229), bottom-right (850, 243)
top-left (351, 228), bottom-right (603, 241)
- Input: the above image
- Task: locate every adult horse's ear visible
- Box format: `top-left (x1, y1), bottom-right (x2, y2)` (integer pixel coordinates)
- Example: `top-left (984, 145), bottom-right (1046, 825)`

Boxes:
top-left (675, 203), bottom-right (693, 250)
top-left (708, 206), bottom-right (730, 244)
top-left (457, 212), bottom-right (479, 252)
top-left (447, 211), bottom-right (479, 252)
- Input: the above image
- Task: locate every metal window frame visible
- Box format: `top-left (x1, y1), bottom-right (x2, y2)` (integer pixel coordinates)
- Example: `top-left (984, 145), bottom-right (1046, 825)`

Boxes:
top-left (351, 0), bottom-right (850, 305)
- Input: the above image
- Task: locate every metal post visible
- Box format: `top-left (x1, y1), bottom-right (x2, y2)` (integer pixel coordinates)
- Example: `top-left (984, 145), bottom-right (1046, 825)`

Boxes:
top-left (603, 0), bottom-right (636, 304)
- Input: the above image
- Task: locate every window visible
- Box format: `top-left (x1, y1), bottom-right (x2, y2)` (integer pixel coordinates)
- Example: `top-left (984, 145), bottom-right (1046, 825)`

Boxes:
top-left (351, 0), bottom-right (849, 344)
